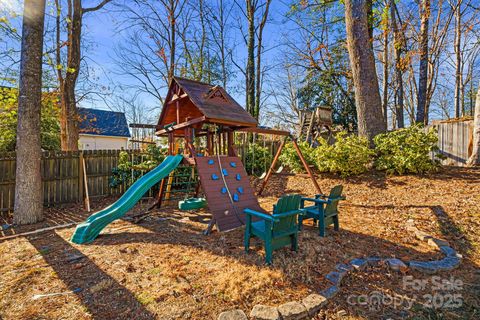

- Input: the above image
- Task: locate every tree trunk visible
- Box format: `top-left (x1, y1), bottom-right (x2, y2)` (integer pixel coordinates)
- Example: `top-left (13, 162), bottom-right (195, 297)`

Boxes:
top-left (467, 87), bottom-right (480, 166)
top-left (344, 0), bottom-right (386, 141)
top-left (454, 0), bottom-right (462, 118)
top-left (246, 0), bottom-right (255, 117)
top-left (391, 0), bottom-right (404, 128)
top-left (14, 0), bottom-right (46, 225)
top-left (416, 0), bottom-right (430, 125)
top-left (382, 0), bottom-right (389, 126)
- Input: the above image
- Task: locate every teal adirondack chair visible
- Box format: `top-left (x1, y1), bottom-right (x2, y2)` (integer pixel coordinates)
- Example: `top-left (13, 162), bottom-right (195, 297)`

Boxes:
top-left (244, 194), bottom-right (302, 264)
top-left (299, 185), bottom-right (345, 237)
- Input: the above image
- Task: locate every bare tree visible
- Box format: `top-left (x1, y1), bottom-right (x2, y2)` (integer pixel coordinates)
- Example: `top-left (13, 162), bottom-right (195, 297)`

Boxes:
top-left (391, 0), bottom-right (405, 128)
top-left (416, 0), bottom-right (430, 124)
top-left (54, 0), bottom-right (112, 151)
top-left (14, 0), bottom-right (46, 224)
top-left (344, 0), bottom-right (386, 141)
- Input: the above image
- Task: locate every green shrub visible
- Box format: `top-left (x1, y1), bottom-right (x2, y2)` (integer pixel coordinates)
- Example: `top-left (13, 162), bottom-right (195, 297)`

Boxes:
top-left (314, 132), bottom-right (374, 177)
top-left (373, 125), bottom-right (440, 174)
top-left (110, 145), bottom-right (167, 188)
top-left (244, 143), bottom-right (273, 176)
top-left (279, 141), bottom-right (315, 173)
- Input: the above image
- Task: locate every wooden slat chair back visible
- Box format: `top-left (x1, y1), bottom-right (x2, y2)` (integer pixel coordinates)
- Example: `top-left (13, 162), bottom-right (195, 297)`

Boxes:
top-left (300, 185), bottom-right (345, 237)
top-left (244, 194), bottom-right (302, 264)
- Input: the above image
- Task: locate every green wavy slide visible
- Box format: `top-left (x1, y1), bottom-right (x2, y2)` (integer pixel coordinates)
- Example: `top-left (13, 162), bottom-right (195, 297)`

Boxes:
top-left (71, 155), bottom-right (183, 244)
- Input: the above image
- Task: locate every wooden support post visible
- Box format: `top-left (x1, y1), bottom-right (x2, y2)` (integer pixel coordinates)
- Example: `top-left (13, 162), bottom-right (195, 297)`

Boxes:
top-left (155, 177), bottom-right (167, 208)
top-left (168, 132), bottom-right (174, 155)
top-left (258, 137), bottom-right (286, 195)
top-left (227, 131), bottom-right (236, 156)
top-left (292, 138), bottom-right (322, 194)
top-left (206, 131), bottom-right (212, 156)
top-left (203, 218), bottom-right (216, 235)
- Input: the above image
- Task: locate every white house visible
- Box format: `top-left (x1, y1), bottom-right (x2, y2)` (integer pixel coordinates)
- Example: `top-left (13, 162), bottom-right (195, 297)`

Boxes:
top-left (78, 108), bottom-right (131, 150)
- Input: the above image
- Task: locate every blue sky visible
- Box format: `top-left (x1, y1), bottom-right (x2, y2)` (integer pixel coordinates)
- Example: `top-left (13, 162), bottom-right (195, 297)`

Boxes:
top-left (76, 0), bottom-right (297, 119)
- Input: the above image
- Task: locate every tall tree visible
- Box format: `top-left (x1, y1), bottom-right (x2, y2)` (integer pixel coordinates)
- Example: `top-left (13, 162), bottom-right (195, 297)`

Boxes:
top-left (390, 0), bottom-right (404, 128)
top-left (416, 0), bottom-right (430, 124)
top-left (14, 0), bottom-right (46, 224)
top-left (55, 0), bottom-right (112, 151)
top-left (243, 0), bottom-right (271, 120)
top-left (344, 0), bottom-right (386, 141)
top-left (467, 86), bottom-right (480, 165)
top-left (453, 0), bottom-right (463, 118)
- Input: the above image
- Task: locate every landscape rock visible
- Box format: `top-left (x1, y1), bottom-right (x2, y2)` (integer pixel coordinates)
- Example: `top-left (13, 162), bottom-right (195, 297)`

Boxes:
top-left (385, 258), bottom-right (408, 272)
top-left (367, 256), bottom-right (382, 266)
top-left (335, 263), bottom-right (353, 273)
top-left (349, 258), bottom-right (368, 271)
top-left (277, 301), bottom-right (308, 320)
top-left (218, 309), bottom-right (248, 320)
top-left (427, 237), bottom-right (449, 248)
top-left (439, 246), bottom-right (460, 258)
top-left (302, 294), bottom-right (327, 317)
top-left (325, 271), bottom-right (345, 285)
top-left (250, 305), bottom-right (280, 320)
top-left (409, 257), bottom-right (460, 274)
top-left (414, 230), bottom-right (432, 241)
top-left (320, 285), bottom-right (339, 299)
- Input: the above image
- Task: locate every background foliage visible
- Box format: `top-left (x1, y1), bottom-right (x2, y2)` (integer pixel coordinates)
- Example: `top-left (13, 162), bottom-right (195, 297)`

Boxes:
top-left (0, 87), bottom-right (60, 152)
top-left (374, 126), bottom-right (441, 174)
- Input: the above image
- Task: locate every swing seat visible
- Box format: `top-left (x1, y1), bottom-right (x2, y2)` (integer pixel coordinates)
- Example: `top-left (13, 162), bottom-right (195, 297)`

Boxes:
top-left (178, 197), bottom-right (207, 211)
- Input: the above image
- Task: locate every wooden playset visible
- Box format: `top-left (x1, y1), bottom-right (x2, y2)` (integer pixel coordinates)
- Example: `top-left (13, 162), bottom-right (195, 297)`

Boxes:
top-left (154, 77), bottom-right (322, 233)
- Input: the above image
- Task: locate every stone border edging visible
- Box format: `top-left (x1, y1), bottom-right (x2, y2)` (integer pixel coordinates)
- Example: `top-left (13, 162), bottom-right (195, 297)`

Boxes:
top-left (218, 219), bottom-right (462, 320)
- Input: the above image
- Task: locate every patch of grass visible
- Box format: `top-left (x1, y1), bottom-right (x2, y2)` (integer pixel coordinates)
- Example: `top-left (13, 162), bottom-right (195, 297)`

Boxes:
top-left (135, 291), bottom-right (155, 306)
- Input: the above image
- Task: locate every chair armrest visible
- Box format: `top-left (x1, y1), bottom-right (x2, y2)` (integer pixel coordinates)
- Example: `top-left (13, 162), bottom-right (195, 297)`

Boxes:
top-left (273, 209), bottom-right (303, 218)
top-left (315, 194), bottom-right (328, 199)
top-left (244, 208), bottom-right (279, 222)
top-left (301, 197), bottom-right (331, 207)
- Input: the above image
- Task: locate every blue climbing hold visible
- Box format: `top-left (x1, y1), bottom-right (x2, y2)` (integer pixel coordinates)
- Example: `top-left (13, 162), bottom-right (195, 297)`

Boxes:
top-left (233, 193), bottom-right (239, 202)
top-left (236, 174), bottom-right (241, 181)
top-left (197, 153), bottom-right (204, 157)
top-left (222, 168), bottom-right (228, 176)
top-left (221, 187), bottom-right (227, 194)
top-left (230, 162), bottom-right (237, 168)
top-left (208, 159), bottom-right (214, 165)
top-left (237, 187), bottom-right (244, 194)
top-left (212, 174), bottom-right (219, 180)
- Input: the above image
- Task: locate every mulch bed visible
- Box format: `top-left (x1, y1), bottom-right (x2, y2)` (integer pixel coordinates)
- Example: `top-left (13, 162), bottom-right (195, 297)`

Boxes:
top-left (0, 167), bottom-right (479, 319)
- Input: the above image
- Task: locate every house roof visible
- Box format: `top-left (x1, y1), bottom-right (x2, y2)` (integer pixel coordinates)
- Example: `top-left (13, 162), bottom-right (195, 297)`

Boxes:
top-left (78, 108), bottom-right (131, 138)
top-left (157, 77), bottom-right (257, 129)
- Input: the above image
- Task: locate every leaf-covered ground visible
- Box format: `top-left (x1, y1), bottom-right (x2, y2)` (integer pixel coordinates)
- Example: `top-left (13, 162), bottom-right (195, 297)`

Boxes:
top-left (0, 167), bottom-right (479, 319)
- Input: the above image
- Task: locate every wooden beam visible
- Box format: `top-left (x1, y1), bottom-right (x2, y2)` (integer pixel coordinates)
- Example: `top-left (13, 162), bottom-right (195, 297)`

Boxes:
top-left (236, 126), bottom-right (290, 136)
top-left (292, 139), bottom-right (322, 194)
top-left (156, 116), bottom-right (206, 135)
top-left (167, 93), bottom-right (188, 104)
top-left (258, 137), bottom-right (286, 195)
top-left (205, 117), bottom-right (258, 128)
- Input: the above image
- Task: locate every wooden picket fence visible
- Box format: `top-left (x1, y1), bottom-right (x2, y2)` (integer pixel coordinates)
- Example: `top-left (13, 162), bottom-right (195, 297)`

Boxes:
top-left (0, 149), bottom-right (149, 214)
top-left (427, 119), bottom-right (474, 166)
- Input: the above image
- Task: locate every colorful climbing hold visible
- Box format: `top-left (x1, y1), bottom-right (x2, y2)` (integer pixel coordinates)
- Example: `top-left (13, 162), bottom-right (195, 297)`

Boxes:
top-left (212, 174), bottom-right (219, 180)
top-left (237, 187), bottom-right (244, 194)
top-left (222, 168), bottom-right (228, 176)
top-left (221, 187), bottom-right (227, 194)
top-left (230, 162), bottom-right (236, 168)
top-left (236, 174), bottom-right (241, 181)
top-left (233, 193), bottom-right (239, 202)
top-left (208, 159), bottom-right (214, 165)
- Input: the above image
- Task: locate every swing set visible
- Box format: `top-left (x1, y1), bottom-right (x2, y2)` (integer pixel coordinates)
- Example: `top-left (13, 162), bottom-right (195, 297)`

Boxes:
top-left (154, 77), bottom-right (321, 232)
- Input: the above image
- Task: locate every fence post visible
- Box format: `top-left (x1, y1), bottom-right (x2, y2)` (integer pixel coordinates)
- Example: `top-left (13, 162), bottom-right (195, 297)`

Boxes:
top-left (78, 151), bottom-right (84, 204)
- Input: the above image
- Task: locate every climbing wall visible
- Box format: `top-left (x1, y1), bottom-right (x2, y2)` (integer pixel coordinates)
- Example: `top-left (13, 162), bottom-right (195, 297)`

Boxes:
top-left (195, 156), bottom-right (264, 232)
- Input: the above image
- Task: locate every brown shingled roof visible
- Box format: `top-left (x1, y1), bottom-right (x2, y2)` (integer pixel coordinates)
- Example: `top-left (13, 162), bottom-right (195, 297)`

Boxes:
top-left (157, 77), bottom-right (257, 129)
